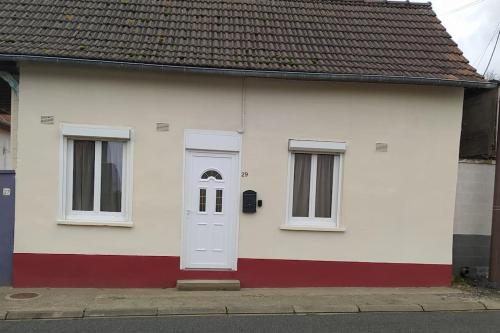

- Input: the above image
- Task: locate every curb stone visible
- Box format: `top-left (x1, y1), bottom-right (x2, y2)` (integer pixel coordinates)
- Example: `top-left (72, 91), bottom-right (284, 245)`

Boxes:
top-left (1, 301), bottom-right (497, 320)
top-left (226, 304), bottom-right (294, 314)
top-left (84, 307), bottom-right (158, 317)
top-left (6, 309), bottom-right (84, 320)
top-left (293, 304), bottom-right (359, 314)
top-left (358, 304), bottom-right (423, 312)
top-left (421, 302), bottom-right (486, 312)
top-left (158, 305), bottom-right (227, 315)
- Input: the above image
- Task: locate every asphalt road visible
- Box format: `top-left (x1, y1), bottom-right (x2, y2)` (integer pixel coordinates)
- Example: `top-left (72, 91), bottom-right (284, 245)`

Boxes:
top-left (1, 311), bottom-right (500, 333)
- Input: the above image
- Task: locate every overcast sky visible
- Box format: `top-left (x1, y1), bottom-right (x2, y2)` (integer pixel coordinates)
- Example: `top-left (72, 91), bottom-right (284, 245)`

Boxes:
top-left (426, 0), bottom-right (500, 77)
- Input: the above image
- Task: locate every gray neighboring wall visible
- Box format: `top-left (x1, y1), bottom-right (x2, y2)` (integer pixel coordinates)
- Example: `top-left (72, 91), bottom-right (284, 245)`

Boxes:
top-left (453, 234), bottom-right (491, 278)
top-left (453, 161), bottom-right (495, 278)
top-left (460, 87), bottom-right (499, 159)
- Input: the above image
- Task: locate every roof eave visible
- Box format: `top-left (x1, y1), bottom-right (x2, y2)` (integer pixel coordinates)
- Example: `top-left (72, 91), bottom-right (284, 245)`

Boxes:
top-left (1, 54), bottom-right (494, 89)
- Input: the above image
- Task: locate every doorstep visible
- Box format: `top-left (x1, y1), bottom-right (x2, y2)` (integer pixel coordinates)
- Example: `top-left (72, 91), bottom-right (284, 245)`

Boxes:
top-left (176, 280), bottom-right (241, 291)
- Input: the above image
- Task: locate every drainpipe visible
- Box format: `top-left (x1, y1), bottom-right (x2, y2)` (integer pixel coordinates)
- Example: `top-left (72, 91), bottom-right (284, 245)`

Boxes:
top-left (490, 82), bottom-right (500, 284)
top-left (237, 77), bottom-right (246, 134)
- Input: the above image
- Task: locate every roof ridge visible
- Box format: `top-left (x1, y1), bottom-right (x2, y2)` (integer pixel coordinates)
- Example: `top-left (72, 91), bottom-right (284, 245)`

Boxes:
top-left (175, 0), bottom-right (433, 8)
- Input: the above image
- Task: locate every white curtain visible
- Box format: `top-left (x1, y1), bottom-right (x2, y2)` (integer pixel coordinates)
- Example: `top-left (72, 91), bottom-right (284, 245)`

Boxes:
top-left (100, 141), bottom-right (123, 212)
top-left (292, 153), bottom-right (311, 217)
top-left (72, 140), bottom-right (95, 211)
top-left (315, 154), bottom-right (334, 218)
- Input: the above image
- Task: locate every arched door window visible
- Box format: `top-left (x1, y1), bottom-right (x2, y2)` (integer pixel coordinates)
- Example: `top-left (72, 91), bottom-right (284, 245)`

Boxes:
top-left (201, 170), bottom-right (223, 181)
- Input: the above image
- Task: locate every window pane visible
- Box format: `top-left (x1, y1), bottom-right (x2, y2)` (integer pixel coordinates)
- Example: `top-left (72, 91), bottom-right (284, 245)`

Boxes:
top-left (72, 140), bottom-right (95, 211)
top-left (215, 189), bottom-right (223, 213)
top-left (292, 153), bottom-right (311, 217)
top-left (100, 141), bottom-right (123, 212)
top-left (199, 188), bottom-right (206, 212)
top-left (201, 170), bottom-right (222, 180)
top-left (315, 155), bottom-right (335, 218)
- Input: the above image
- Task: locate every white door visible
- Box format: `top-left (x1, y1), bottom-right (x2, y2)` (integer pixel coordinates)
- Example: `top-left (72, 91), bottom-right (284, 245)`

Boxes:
top-left (182, 150), bottom-right (239, 270)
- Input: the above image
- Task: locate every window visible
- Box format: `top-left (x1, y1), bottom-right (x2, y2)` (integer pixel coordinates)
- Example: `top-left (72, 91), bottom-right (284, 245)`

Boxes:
top-left (199, 188), bottom-right (207, 212)
top-left (287, 140), bottom-right (345, 227)
top-left (201, 170), bottom-right (222, 180)
top-left (60, 124), bottom-right (132, 224)
top-left (215, 189), bottom-right (223, 213)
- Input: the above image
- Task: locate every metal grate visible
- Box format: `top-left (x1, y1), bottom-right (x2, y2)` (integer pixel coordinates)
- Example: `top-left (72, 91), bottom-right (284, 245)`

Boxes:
top-left (375, 142), bottom-right (388, 152)
top-left (7, 292), bottom-right (40, 300)
top-left (156, 122), bottom-right (169, 132)
top-left (40, 115), bottom-right (54, 125)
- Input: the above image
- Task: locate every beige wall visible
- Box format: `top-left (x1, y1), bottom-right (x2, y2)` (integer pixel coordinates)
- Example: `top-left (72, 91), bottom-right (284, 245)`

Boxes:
top-left (14, 63), bottom-right (464, 265)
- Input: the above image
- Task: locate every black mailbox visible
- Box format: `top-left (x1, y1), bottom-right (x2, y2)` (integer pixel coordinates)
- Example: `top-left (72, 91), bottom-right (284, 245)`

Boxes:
top-left (242, 190), bottom-right (257, 213)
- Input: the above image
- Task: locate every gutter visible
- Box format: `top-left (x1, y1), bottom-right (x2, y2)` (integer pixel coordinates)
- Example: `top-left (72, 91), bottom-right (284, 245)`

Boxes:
top-left (0, 54), bottom-right (495, 89)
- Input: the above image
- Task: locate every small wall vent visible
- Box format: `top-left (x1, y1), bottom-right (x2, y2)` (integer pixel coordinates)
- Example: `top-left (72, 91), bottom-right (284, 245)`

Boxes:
top-left (40, 115), bottom-right (54, 125)
top-left (375, 142), bottom-right (388, 152)
top-left (156, 122), bottom-right (170, 132)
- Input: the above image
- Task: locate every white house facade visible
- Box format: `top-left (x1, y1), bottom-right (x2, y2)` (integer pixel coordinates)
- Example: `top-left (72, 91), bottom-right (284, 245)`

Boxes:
top-left (11, 63), bottom-right (464, 287)
top-left (0, 0), bottom-right (494, 287)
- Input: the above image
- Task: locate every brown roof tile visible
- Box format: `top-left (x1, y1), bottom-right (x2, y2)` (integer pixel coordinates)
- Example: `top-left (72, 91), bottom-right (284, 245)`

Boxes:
top-left (0, 0), bottom-right (487, 85)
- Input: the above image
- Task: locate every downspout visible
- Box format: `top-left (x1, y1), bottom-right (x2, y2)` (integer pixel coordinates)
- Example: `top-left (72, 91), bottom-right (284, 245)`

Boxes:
top-left (497, 84), bottom-right (500, 153)
top-left (489, 82), bottom-right (500, 285)
top-left (237, 77), bottom-right (246, 134)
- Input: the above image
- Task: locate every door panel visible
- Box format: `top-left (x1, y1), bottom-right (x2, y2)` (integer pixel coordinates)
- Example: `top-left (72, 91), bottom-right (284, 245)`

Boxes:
top-left (183, 151), bottom-right (238, 270)
top-left (0, 171), bottom-right (15, 286)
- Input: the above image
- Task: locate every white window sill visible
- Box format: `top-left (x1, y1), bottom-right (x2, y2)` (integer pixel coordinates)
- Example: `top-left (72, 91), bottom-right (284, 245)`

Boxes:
top-left (57, 219), bottom-right (133, 228)
top-left (280, 225), bottom-right (346, 232)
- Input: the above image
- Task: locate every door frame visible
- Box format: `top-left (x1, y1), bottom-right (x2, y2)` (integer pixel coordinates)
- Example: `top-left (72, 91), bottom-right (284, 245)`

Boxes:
top-left (181, 130), bottom-right (242, 271)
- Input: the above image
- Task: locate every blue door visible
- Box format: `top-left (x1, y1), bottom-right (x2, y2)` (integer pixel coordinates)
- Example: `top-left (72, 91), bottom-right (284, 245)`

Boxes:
top-left (0, 171), bottom-right (15, 285)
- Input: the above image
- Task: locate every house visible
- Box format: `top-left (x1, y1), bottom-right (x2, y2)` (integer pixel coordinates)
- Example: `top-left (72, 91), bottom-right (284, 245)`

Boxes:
top-left (453, 81), bottom-right (500, 280)
top-left (0, 0), bottom-right (494, 288)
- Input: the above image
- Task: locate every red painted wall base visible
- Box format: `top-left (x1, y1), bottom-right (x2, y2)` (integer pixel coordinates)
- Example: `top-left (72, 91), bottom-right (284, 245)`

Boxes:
top-left (12, 253), bottom-right (452, 288)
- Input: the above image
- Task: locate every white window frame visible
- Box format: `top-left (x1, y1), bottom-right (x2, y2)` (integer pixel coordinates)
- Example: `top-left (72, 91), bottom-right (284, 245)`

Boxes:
top-left (286, 140), bottom-right (345, 229)
top-left (58, 124), bottom-right (133, 226)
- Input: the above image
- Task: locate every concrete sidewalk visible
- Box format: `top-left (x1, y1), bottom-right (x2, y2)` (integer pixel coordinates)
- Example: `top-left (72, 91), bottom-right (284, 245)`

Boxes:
top-left (0, 286), bottom-right (499, 320)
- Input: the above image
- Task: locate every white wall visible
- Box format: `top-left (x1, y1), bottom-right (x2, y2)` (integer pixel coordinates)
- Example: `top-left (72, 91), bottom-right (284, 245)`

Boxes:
top-left (454, 161), bottom-right (495, 236)
top-left (14, 63), bottom-right (464, 265)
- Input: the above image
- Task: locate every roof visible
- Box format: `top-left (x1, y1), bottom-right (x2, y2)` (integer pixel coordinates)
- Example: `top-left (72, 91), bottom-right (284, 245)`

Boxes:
top-left (0, 0), bottom-right (491, 88)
